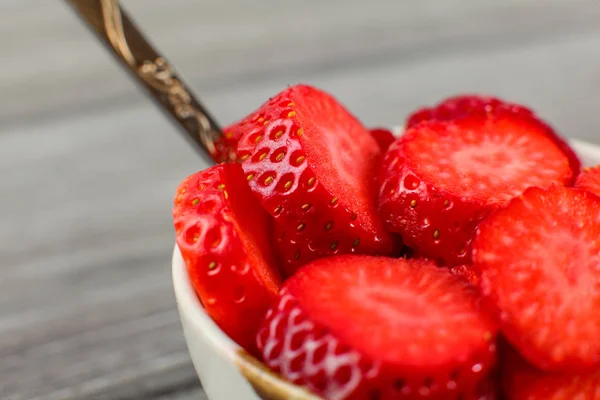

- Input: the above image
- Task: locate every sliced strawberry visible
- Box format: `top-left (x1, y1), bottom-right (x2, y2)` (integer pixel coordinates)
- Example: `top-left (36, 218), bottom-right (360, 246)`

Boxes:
top-left (377, 115), bottom-right (573, 265)
top-left (450, 265), bottom-right (480, 287)
top-left (502, 346), bottom-right (600, 400)
top-left (256, 255), bottom-right (498, 400)
top-left (173, 164), bottom-right (281, 353)
top-left (270, 230), bottom-right (406, 278)
top-left (473, 186), bottom-right (600, 372)
top-left (272, 220), bottom-right (404, 278)
top-left (575, 165), bottom-right (600, 197)
top-left (406, 94), bottom-right (581, 178)
top-left (235, 85), bottom-right (394, 274)
top-left (369, 127), bottom-right (396, 152)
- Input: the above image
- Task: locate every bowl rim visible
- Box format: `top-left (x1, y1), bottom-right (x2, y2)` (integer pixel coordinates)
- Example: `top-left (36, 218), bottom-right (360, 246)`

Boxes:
top-left (172, 136), bottom-right (600, 398)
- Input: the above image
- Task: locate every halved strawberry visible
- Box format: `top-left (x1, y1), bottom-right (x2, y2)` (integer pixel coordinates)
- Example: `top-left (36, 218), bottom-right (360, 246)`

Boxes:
top-left (235, 85), bottom-right (394, 274)
top-left (473, 186), bottom-right (600, 372)
top-left (173, 164), bottom-right (281, 354)
top-left (406, 94), bottom-right (581, 178)
top-left (256, 255), bottom-right (498, 400)
top-left (575, 165), bottom-right (600, 197)
top-left (502, 345), bottom-right (600, 400)
top-left (377, 115), bottom-right (574, 266)
top-left (369, 127), bottom-right (396, 152)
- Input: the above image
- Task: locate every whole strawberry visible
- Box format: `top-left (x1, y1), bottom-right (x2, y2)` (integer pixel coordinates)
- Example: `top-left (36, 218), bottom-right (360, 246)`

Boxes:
top-left (173, 164), bottom-right (281, 354)
top-left (257, 255), bottom-right (499, 400)
top-left (234, 85), bottom-right (394, 276)
top-left (378, 115), bottom-right (574, 266)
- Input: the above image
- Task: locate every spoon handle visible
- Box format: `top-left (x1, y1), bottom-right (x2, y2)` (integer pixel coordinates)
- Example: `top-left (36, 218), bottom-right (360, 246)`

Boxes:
top-left (64, 0), bottom-right (224, 164)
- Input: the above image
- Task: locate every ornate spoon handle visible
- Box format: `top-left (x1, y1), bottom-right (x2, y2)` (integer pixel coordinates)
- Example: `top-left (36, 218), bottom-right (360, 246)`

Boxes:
top-left (64, 0), bottom-right (224, 164)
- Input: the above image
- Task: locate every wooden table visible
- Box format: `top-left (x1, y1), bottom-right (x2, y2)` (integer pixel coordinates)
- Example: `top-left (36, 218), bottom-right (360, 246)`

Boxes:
top-left (2, 1), bottom-right (600, 399)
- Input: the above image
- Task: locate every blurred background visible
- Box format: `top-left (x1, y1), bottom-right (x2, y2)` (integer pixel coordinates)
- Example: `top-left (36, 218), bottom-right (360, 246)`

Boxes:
top-left (1, 0), bottom-right (599, 399)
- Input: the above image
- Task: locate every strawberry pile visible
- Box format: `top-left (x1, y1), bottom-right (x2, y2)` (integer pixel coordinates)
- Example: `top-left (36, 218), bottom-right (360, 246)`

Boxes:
top-left (173, 86), bottom-right (600, 399)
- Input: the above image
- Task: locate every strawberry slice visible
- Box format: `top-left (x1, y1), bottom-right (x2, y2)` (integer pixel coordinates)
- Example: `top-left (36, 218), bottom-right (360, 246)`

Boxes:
top-left (173, 164), bottom-right (281, 353)
top-left (575, 165), bottom-right (600, 197)
top-left (473, 186), bottom-right (600, 372)
top-left (235, 85), bottom-right (394, 274)
top-left (405, 94), bottom-right (581, 178)
top-left (502, 346), bottom-right (600, 400)
top-left (256, 255), bottom-right (498, 400)
top-left (377, 115), bottom-right (574, 265)
top-left (369, 127), bottom-right (396, 152)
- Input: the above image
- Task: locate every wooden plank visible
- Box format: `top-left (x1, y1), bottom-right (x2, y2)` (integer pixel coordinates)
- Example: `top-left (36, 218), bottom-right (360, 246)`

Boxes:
top-left (154, 388), bottom-right (208, 400)
top-left (1, 0), bottom-right (600, 127)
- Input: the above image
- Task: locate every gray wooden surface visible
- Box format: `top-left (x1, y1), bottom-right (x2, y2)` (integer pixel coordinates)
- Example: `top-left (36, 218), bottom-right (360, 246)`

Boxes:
top-left (1, 1), bottom-right (600, 399)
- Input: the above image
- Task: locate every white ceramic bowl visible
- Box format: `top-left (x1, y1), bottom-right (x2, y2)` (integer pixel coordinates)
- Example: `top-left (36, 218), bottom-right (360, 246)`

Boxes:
top-left (172, 137), bottom-right (600, 400)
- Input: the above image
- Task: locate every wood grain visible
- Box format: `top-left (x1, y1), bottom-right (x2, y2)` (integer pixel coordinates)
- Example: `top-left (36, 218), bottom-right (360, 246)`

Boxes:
top-left (2, 0), bottom-right (600, 128)
top-left (1, 0), bottom-right (600, 399)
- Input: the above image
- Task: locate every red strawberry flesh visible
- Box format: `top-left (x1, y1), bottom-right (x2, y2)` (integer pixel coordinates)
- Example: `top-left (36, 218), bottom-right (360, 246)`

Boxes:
top-left (405, 94), bottom-right (581, 177)
top-left (450, 265), bottom-right (481, 287)
top-left (401, 117), bottom-right (571, 203)
top-left (378, 115), bottom-right (573, 265)
top-left (173, 164), bottom-right (281, 353)
top-left (210, 123), bottom-right (246, 163)
top-left (369, 127), bottom-right (396, 152)
top-left (293, 91), bottom-right (375, 212)
top-left (575, 165), bottom-right (600, 197)
top-left (257, 255), bottom-right (498, 400)
top-left (502, 346), bottom-right (600, 400)
top-left (474, 186), bottom-right (600, 372)
top-left (293, 257), bottom-right (495, 366)
top-left (236, 85), bottom-right (393, 272)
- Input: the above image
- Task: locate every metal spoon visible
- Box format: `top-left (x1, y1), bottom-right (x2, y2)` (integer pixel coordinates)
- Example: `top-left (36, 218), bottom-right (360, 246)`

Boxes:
top-left (64, 0), bottom-right (224, 165)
